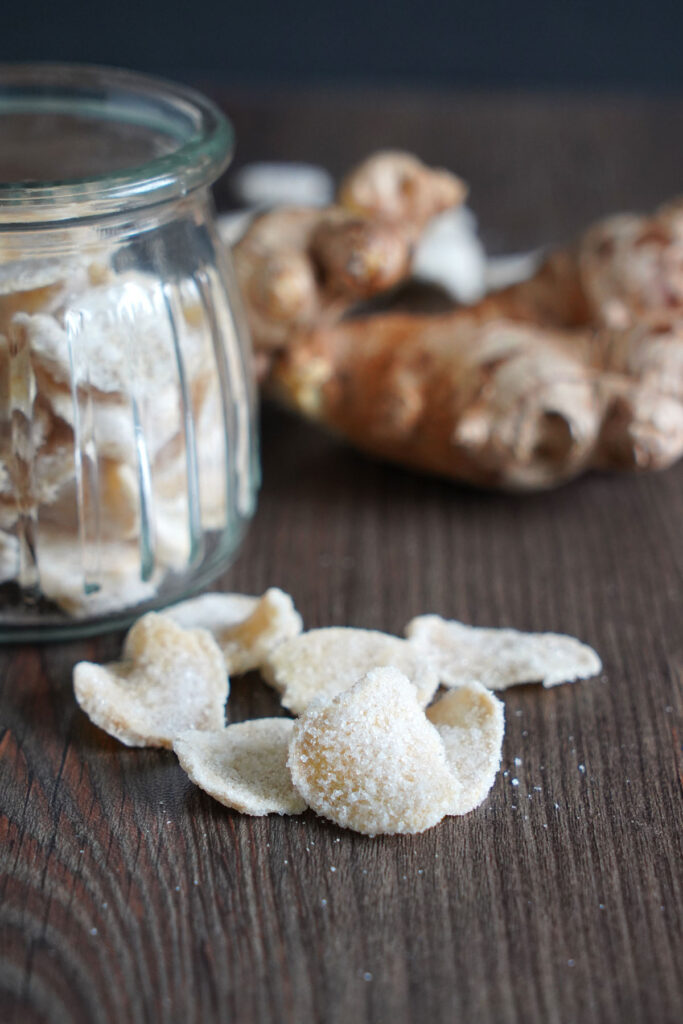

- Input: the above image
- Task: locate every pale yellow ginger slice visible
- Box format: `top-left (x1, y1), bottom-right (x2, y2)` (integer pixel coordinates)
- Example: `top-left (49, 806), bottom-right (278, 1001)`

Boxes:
top-left (263, 626), bottom-right (438, 715)
top-left (426, 682), bottom-right (504, 815)
top-left (35, 528), bottom-right (160, 617)
top-left (39, 374), bottom-right (181, 465)
top-left (165, 587), bottom-right (303, 674)
top-left (287, 666), bottom-right (457, 835)
top-left (0, 257), bottom-right (90, 336)
top-left (406, 615), bottom-right (602, 690)
top-left (0, 530), bottom-right (18, 584)
top-left (73, 613), bottom-right (228, 748)
top-left (42, 459), bottom-right (140, 540)
top-left (12, 272), bottom-right (209, 397)
top-left (215, 589), bottom-right (303, 673)
top-left (166, 591), bottom-right (257, 632)
top-left (0, 415), bottom-right (77, 529)
top-left (174, 719), bottom-right (307, 816)
top-left (0, 256), bottom-right (86, 297)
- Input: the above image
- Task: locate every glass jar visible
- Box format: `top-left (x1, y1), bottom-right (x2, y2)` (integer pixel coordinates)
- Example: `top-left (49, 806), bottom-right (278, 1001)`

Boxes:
top-left (0, 64), bottom-right (259, 640)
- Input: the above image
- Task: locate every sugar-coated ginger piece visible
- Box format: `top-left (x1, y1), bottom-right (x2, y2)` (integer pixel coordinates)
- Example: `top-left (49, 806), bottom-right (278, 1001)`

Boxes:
top-left (73, 613), bottom-right (228, 747)
top-left (39, 457), bottom-right (141, 540)
top-left (0, 530), bottom-right (18, 584)
top-left (287, 667), bottom-right (457, 835)
top-left (174, 719), bottom-right (307, 816)
top-left (165, 588), bottom-right (303, 674)
top-left (406, 615), bottom-right (602, 690)
top-left (426, 682), bottom-right (504, 816)
top-left (262, 626), bottom-right (438, 715)
top-left (0, 256), bottom-right (90, 337)
top-left (36, 528), bottom-right (161, 617)
top-left (165, 591), bottom-right (259, 632)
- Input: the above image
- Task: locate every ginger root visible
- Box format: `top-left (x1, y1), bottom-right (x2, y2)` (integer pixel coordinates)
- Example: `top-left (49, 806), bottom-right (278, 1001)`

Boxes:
top-left (476, 197), bottom-right (683, 332)
top-left (231, 150), bottom-right (683, 489)
top-left (269, 312), bottom-right (683, 488)
top-left (233, 152), bottom-right (467, 370)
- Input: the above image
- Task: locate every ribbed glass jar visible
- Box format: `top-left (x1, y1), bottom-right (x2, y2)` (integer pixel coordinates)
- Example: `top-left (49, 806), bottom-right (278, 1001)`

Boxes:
top-left (0, 64), bottom-right (259, 640)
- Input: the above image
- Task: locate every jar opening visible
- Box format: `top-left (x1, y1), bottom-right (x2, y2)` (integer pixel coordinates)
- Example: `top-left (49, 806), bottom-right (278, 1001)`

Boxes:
top-left (0, 64), bottom-right (233, 224)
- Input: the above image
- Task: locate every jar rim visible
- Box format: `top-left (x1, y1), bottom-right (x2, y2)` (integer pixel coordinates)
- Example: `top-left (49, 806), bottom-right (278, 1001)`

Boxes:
top-left (0, 63), bottom-right (233, 225)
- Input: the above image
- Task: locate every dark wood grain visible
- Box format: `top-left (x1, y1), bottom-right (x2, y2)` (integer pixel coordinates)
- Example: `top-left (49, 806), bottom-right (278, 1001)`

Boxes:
top-left (1, 91), bottom-right (682, 1024)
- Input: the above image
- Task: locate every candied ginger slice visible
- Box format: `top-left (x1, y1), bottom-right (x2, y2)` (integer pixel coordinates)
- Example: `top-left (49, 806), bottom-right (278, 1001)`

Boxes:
top-left (165, 587), bottom-right (303, 673)
top-left (264, 626), bottom-right (438, 715)
top-left (426, 682), bottom-right (504, 815)
top-left (407, 615), bottom-right (601, 690)
top-left (287, 666), bottom-right (455, 835)
top-left (73, 612), bottom-right (227, 748)
top-left (174, 718), bottom-right (306, 816)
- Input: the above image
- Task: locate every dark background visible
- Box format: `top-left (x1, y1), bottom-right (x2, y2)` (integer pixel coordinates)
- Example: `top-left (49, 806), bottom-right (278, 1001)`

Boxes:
top-left (2, 0), bottom-right (683, 91)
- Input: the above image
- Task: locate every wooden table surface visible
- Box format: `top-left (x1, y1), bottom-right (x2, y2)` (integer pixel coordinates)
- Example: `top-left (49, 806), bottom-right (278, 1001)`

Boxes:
top-left (1, 91), bottom-right (682, 1024)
